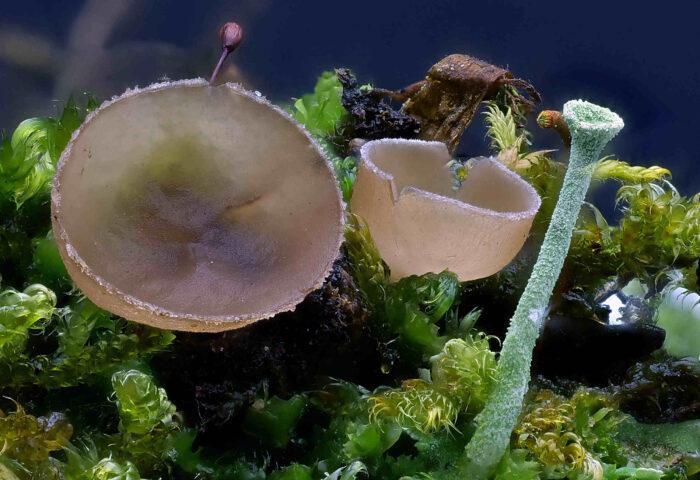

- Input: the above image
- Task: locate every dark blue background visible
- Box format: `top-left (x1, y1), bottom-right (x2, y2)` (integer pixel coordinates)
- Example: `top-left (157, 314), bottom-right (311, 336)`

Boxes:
top-left (1, 0), bottom-right (698, 197)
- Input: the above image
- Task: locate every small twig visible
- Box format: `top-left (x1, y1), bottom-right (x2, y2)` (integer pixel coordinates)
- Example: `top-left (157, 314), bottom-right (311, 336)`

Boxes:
top-left (391, 80), bottom-right (426, 103)
top-left (209, 22), bottom-right (243, 86)
top-left (501, 77), bottom-right (542, 116)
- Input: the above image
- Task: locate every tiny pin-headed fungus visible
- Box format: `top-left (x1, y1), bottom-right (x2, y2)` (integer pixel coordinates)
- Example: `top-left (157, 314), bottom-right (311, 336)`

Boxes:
top-left (52, 80), bottom-right (344, 332)
top-left (350, 138), bottom-right (541, 281)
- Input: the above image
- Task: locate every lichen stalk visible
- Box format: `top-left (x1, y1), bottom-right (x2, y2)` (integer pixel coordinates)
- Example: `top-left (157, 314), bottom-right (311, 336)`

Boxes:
top-left (459, 100), bottom-right (624, 478)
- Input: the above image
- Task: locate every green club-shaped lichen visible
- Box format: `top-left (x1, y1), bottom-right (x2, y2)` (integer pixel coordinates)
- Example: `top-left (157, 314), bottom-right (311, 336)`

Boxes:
top-left (460, 100), bottom-right (624, 478)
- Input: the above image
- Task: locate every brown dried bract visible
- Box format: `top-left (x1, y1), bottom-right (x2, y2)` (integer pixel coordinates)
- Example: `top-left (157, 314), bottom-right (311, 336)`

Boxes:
top-left (397, 54), bottom-right (541, 153)
top-left (537, 109), bottom-right (571, 149)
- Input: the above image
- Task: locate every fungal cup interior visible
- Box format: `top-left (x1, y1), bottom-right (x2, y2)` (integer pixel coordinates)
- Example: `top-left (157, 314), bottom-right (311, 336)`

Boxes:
top-left (369, 140), bottom-right (535, 214)
top-left (352, 139), bottom-right (541, 281)
top-left (52, 80), bottom-right (344, 331)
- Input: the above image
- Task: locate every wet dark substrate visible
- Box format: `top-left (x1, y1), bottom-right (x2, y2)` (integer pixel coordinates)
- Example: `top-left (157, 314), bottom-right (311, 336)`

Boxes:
top-left (151, 255), bottom-right (414, 443)
top-left (459, 266), bottom-right (700, 424)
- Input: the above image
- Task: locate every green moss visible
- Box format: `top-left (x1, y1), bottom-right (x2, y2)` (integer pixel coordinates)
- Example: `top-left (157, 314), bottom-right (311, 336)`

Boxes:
top-left (617, 418), bottom-right (700, 457)
top-left (0, 96), bottom-right (96, 207)
top-left (656, 298), bottom-right (700, 358)
top-left (0, 295), bottom-right (174, 390)
top-left (292, 72), bottom-right (346, 137)
top-left (592, 157), bottom-right (670, 183)
top-left (0, 284), bottom-right (55, 361)
top-left (242, 395), bottom-right (307, 449)
top-left (0, 401), bottom-right (72, 474)
top-left (569, 180), bottom-right (700, 294)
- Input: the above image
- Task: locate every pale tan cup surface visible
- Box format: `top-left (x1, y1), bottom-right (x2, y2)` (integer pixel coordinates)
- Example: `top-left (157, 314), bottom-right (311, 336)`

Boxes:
top-left (350, 139), bottom-right (541, 281)
top-left (52, 79), bottom-right (344, 332)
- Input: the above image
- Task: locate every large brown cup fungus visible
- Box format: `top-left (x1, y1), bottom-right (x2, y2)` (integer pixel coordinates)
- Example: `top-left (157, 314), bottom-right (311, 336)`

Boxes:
top-left (351, 139), bottom-right (540, 281)
top-left (52, 79), bottom-right (344, 332)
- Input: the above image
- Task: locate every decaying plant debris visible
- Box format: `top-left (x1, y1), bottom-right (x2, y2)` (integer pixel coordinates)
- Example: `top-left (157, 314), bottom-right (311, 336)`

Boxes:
top-left (396, 54), bottom-right (541, 153)
top-left (336, 68), bottom-right (420, 142)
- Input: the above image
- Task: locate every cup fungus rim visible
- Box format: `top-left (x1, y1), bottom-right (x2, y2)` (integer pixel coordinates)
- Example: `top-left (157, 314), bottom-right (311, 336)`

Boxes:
top-left (51, 78), bottom-right (345, 332)
top-left (358, 138), bottom-right (541, 221)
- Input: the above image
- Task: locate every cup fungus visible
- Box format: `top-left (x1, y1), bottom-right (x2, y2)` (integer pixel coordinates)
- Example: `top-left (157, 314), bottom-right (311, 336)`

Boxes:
top-left (350, 138), bottom-right (541, 281)
top-left (51, 79), bottom-right (344, 332)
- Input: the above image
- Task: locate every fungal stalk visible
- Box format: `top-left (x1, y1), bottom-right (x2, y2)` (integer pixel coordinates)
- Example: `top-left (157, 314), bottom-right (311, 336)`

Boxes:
top-left (459, 100), bottom-right (624, 478)
top-left (209, 22), bottom-right (243, 86)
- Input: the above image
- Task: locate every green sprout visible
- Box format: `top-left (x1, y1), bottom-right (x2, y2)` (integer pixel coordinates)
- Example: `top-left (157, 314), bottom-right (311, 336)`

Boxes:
top-left (369, 379), bottom-right (460, 433)
top-left (483, 101), bottom-right (554, 175)
top-left (0, 295), bottom-right (174, 390)
top-left (83, 458), bottom-right (143, 480)
top-left (241, 394), bottom-right (307, 449)
top-left (63, 441), bottom-right (144, 480)
top-left (513, 389), bottom-right (624, 479)
top-left (569, 178), bottom-right (700, 292)
top-left (461, 100), bottom-right (624, 479)
top-left (110, 369), bottom-right (180, 470)
top-left (592, 157), bottom-right (670, 183)
top-left (345, 213), bottom-right (462, 360)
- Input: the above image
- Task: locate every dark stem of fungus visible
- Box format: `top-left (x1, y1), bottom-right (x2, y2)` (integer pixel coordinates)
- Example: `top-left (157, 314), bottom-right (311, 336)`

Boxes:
top-left (209, 22), bottom-right (243, 86)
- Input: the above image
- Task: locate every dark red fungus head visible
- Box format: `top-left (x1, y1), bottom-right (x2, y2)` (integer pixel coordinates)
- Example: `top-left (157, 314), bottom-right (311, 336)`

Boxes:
top-left (220, 22), bottom-right (243, 52)
top-left (210, 21), bottom-right (243, 86)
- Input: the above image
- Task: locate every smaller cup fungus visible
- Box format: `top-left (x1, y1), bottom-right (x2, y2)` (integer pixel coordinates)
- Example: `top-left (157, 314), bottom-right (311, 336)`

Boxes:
top-left (350, 139), bottom-right (541, 281)
top-left (51, 79), bottom-right (344, 332)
